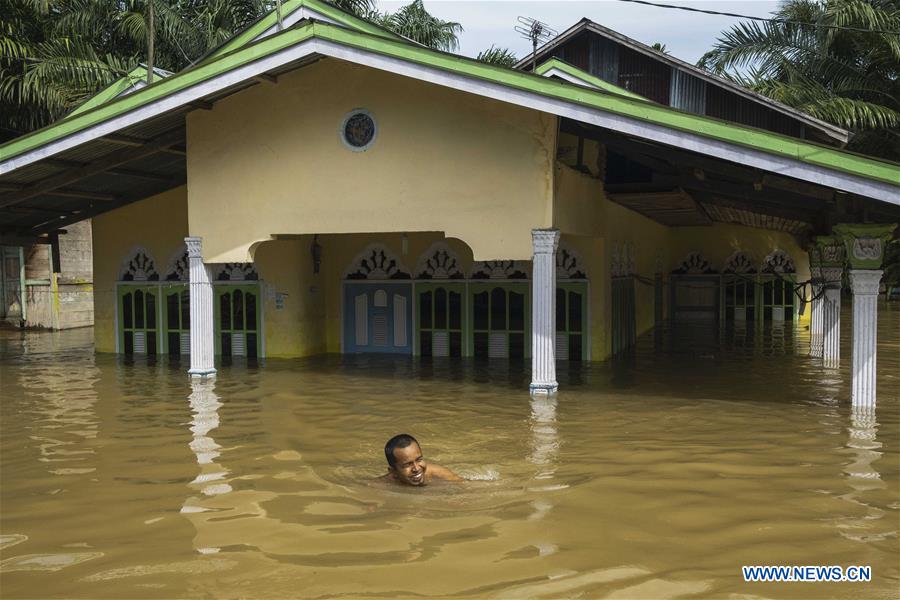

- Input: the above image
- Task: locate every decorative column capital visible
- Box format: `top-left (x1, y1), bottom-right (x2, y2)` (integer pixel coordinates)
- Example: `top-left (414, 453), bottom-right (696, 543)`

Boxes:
top-left (820, 267), bottom-right (843, 289)
top-left (185, 236), bottom-right (203, 259)
top-left (833, 223), bottom-right (896, 270)
top-left (848, 269), bottom-right (883, 296)
top-left (814, 235), bottom-right (845, 269)
top-left (531, 229), bottom-right (560, 255)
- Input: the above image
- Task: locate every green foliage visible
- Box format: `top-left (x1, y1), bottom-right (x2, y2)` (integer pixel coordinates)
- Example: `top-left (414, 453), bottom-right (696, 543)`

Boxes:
top-left (366, 0), bottom-right (462, 52)
top-left (0, 0), bottom-right (272, 140)
top-left (650, 42), bottom-right (669, 54)
top-left (0, 0), bottom-right (466, 140)
top-left (697, 0), bottom-right (900, 161)
top-left (476, 45), bottom-right (517, 67)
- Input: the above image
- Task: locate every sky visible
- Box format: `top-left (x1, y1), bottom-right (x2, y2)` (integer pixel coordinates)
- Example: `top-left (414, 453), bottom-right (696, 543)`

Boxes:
top-left (379, 1), bottom-right (781, 64)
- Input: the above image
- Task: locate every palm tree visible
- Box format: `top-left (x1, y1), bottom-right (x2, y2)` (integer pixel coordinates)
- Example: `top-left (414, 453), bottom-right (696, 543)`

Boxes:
top-left (370, 0), bottom-right (462, 52)
top-left (698, 0), bottom-right (900, 160)
top-left (0, 0), bottom-right (270, 139)
top-left (476, 45), bottom-right (517, 67)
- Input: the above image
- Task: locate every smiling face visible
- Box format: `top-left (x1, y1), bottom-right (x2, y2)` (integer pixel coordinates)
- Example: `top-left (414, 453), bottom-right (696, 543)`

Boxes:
top-left (390, 442), bottom-right (427, 486)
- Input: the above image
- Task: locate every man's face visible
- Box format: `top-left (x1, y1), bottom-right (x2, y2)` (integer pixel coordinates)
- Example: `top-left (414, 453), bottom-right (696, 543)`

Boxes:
top-left (390, 442), bottom-right (427, 486)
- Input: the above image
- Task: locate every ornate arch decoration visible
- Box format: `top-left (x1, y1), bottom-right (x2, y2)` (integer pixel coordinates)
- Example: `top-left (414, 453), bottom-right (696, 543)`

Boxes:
top-left (119, 247), bottom-right (159, 281)
top-left (415, 242), bottom-right (464, 279)
top-left (672, 251), bottom-right (716, 274)
top-left (345, 244), bottom-right (411, 280)
top-left (557, 243), bottom-right (586, 279)
top-left (723, 250), bottom-right (756, 274)
top-left (762, 249), bottom-right (796, 274)
top-left (164, 245), bottom-right (189, 281)
top-left (214, 263), bottom-right (259, 281)
top-left (470, 260), bottom-right (529, 280)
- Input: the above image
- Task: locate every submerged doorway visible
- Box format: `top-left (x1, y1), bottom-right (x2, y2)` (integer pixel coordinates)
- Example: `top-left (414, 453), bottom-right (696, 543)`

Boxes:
top-left (343, 282), bottom-right (413, 354)
top-left (470, 283), bottom-right (529, 359)
top-left (215, 284), bottom-right (261, 358)
top-left (417, 283), bottom-right (464, 357)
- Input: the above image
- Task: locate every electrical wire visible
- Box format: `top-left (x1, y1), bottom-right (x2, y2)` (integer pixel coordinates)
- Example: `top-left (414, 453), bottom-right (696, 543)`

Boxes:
top-left (611, 0), bottom-right (900, 35)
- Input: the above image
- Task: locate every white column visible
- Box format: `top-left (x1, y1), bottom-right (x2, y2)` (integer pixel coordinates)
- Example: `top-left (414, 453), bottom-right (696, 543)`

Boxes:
top-left (530, 229), bottom-right (560, 394)
top-left (849, 270), bottom-right (882, 408)
top-left (186, 237), bottom-right (216, 377)
top-left (810, 281), bottom-right (824, 357)
top-left (821, 267), bottom-right (842, 369)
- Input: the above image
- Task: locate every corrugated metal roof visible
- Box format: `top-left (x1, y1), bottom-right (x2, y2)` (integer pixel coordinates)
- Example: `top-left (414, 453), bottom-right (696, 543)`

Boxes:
top-left (514, 18), bottom-right (850, 145)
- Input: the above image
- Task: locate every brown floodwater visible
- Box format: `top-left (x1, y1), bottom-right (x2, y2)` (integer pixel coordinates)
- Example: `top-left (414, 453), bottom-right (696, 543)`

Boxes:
top-left (1, 305), bottom-right (898, 599)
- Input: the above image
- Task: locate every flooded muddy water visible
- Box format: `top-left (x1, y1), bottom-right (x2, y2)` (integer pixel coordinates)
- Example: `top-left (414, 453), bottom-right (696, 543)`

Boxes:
top-left (1, 305), bottom-right (898, 599)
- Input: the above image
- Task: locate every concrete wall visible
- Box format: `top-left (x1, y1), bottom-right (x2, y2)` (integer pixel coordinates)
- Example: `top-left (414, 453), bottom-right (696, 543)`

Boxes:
top-left (23, 219), bottom-right (94, 330)
top-left (186, 58), bottom-right (556, 263)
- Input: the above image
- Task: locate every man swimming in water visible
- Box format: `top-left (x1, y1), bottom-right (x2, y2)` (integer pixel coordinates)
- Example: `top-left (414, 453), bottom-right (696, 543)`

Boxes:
top-left (381, 434), bottom-right (462, 486)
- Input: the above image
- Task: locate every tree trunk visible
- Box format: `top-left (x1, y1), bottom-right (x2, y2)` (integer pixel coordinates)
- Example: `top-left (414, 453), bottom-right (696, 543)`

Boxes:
top-left (147, 1), bottom-right (155, 84)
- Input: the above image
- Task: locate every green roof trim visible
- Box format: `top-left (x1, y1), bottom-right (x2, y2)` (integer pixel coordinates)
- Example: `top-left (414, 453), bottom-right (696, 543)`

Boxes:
top-left (2, 20), bottom-right (898, 190)
top-left (533, 58), bottom-right (646, 101)
top-left (66, 65), bottom-right (167, 119)
top-left (208, 0), bottom-right (401, 60)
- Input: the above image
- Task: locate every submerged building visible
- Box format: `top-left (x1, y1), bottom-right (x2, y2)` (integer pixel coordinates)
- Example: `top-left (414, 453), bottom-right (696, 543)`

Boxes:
top-left (0, 1), bottom-right (897, 404)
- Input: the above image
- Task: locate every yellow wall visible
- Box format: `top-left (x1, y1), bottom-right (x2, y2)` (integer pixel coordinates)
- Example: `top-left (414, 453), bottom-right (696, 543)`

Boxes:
top-left (668, 224), bottom-right (810, 276)
top-left (91, 186), bottom-right (189, 352)
top-left (253, 238), bottom-right (327, 357)
top-left (186, 59), bottom-right (556, 263)
top-left (553, 163), bottom-right (671, 359)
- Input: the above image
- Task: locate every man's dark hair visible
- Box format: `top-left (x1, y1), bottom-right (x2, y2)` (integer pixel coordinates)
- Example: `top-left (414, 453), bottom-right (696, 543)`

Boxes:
top-left (384, 434), bottom-right (419, 467)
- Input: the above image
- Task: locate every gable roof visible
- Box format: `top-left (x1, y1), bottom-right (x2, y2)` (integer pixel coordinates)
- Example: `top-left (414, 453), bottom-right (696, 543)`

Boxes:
top-left (205, 0), bottom-right (405, 60)
top-left (1, 16), bottom-right (897, 237)
top-left (513, 18), bottom-right (851, 145)
top-left (533, 57), bottom-right (645, 101)
top-left (67, 65), bottom-right (173, 119)
top-left (62, 0), bottom-right (388, 121)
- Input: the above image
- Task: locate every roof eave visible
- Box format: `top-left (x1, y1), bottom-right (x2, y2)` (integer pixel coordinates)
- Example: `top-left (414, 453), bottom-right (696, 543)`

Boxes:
top-left (514, 19), bottom-right (850, 145)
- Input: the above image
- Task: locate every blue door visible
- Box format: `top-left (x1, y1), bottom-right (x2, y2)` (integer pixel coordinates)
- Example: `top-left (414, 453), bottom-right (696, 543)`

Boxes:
top-left (344, 283), bottom-right (413, 354)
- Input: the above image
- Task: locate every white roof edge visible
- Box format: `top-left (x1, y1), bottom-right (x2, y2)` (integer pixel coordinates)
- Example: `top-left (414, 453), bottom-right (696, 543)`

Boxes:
top-left (540, 66), bottom-right (600, 90)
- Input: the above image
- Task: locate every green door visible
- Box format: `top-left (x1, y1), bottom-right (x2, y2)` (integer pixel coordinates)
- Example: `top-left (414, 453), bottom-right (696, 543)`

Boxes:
top-left (721, 275), bottom-right (756, 324)
top-left (758, 275), bottom-right (796, 324)
top-left (163, 284), bottom-right (190, 357)
top-left (611, 277), bottom-right (635, 355)
top-left (119, 285), bottom-right (159, 355)
top-left (469, 283), bottom-right (529, 359)
top-left (417, 283), bottom-right (465, 357)
top-left (215, 284), bottom-right (261, 358)
top-left (557, 282), bottom-right (588, 360)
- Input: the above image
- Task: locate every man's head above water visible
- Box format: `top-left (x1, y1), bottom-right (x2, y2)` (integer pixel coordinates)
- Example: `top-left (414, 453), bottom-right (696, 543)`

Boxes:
top-left (384, 433), bottom-right (427, 486)
top-left (381, 434), bottom-right (463, 486)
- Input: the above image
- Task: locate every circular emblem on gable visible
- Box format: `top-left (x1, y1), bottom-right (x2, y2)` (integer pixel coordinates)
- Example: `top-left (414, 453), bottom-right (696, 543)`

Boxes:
top-left (341, 109), bottom-right (376, 151)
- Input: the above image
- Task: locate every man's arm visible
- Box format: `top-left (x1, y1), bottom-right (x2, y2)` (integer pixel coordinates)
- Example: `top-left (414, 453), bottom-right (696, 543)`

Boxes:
top-left (429, 464), bottom-right (464, 481)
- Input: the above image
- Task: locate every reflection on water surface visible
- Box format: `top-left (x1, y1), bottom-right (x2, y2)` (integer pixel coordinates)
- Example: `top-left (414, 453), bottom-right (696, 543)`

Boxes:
top-left (1, 306), bottom-right (898, 599)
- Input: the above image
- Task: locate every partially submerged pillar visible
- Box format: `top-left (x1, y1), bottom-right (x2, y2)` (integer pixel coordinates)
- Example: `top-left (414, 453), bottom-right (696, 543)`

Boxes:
top-left (834, 224), bottom-right (897, 408)
top-left (808, 246), bottom-right (824, 358)
top-left (186, 236), bottom-right (217, 377)
top-left (815, 236), bottom-right (844, 368)
top-left (530, 229), bottom-right (560, 394)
